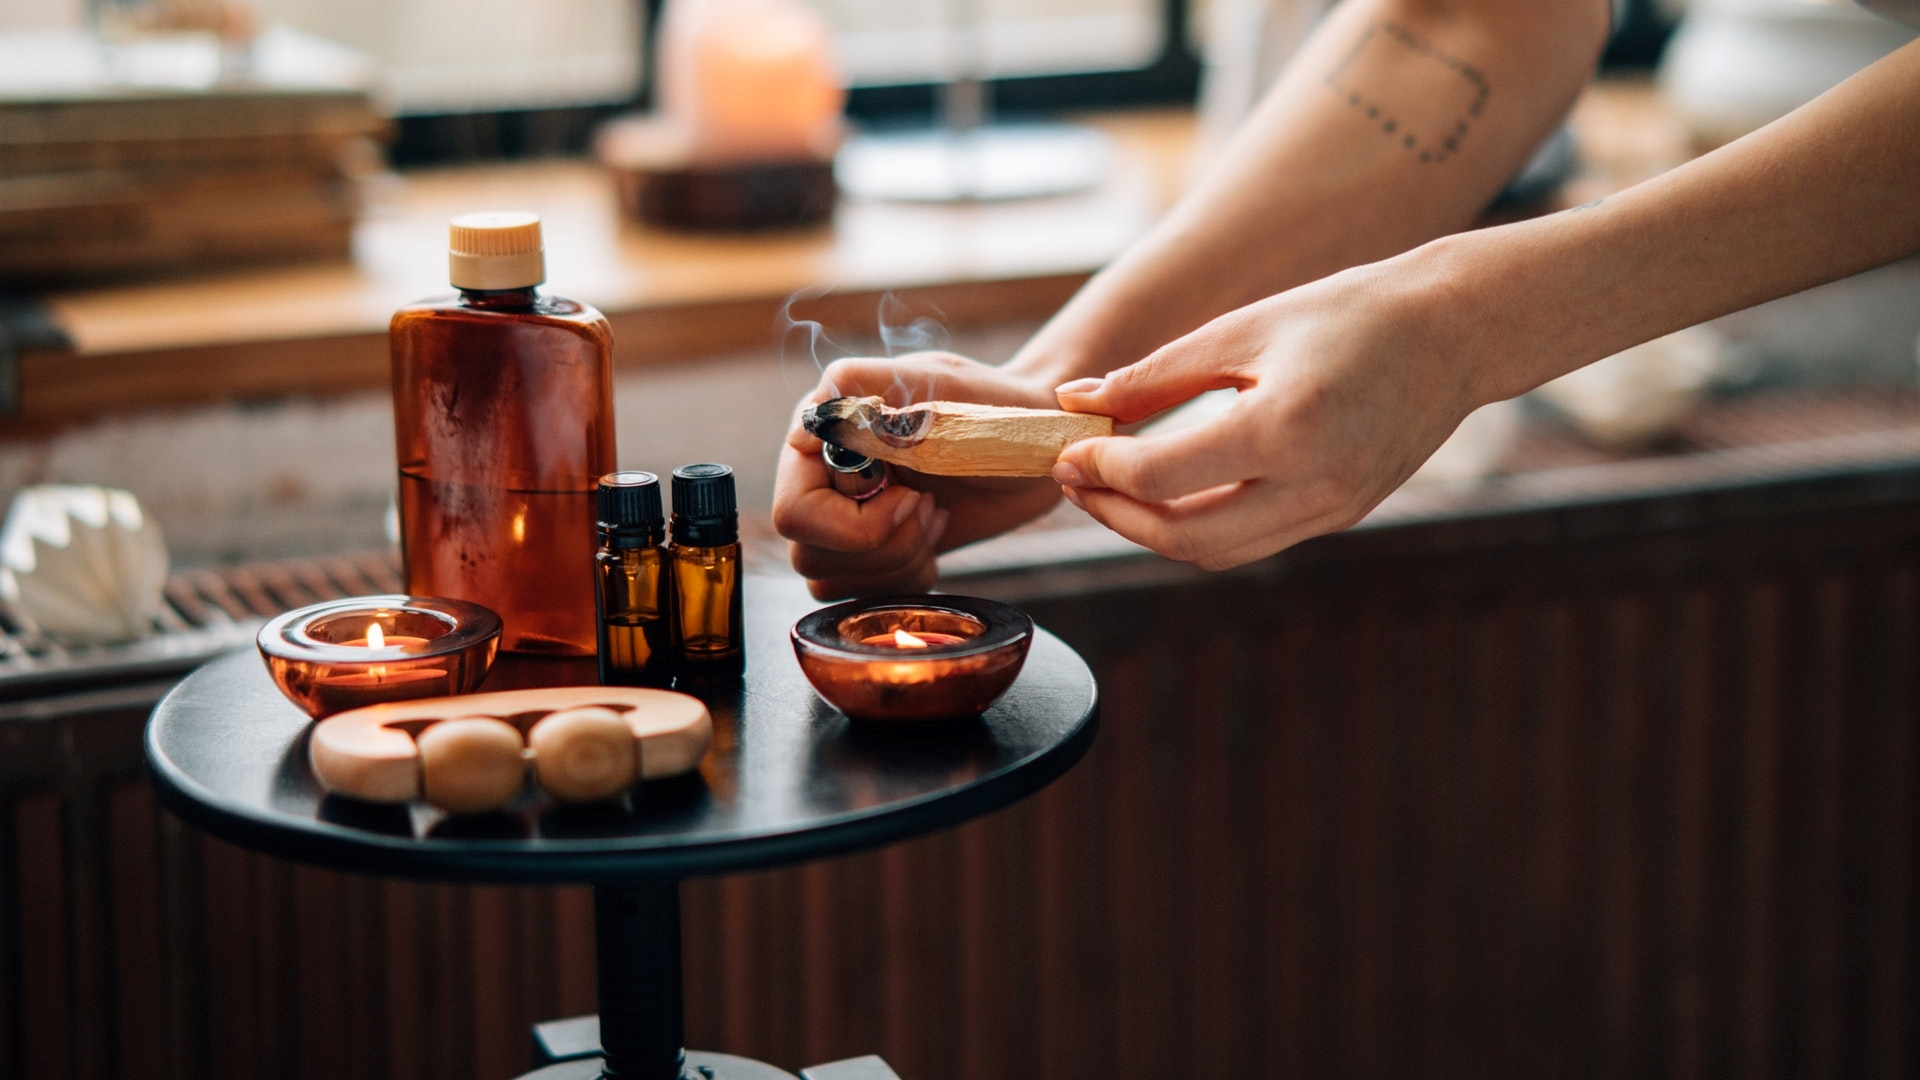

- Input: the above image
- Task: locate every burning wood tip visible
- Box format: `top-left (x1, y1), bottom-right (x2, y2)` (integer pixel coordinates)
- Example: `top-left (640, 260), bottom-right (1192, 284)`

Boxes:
top-left (801, 396), bottom-right (871, 439)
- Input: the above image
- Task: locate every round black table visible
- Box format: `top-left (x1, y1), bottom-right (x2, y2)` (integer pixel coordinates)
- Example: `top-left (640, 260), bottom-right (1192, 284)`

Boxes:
top-left (145, 577), bottom-right (1098, 1080)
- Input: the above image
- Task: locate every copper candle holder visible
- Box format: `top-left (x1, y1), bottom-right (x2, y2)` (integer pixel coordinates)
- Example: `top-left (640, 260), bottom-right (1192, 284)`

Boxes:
top-left (791, 595), bottom-right (1033, 722)
top-left (257, 595), bottom-right (502, 718)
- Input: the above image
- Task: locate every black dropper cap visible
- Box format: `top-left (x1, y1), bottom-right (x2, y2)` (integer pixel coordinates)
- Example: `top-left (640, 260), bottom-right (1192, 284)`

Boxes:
top-left (670, 463), bottom-right (739, 546)
top-left (597, 471), bottom-right (664, 546)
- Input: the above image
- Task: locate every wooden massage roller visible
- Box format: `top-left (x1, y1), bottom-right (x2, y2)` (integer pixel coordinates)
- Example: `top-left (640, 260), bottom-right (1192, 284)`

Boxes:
top-left (309, 687), bottom-right (712, 814)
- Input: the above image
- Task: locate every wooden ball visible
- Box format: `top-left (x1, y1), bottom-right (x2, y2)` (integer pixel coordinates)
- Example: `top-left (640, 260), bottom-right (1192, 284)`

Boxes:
top-left (415, 716), bottom-right (527, 814)
top-left (529, 706), bottom-right (638, 803)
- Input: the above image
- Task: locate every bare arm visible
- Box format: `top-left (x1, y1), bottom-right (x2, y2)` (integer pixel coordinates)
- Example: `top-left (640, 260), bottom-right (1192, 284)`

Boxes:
top-left (1451, 37), bottom-right (1920, 403)
top-left (772, 0), bottom-right (1611, 597)
top-left (1005, 0), bottom-right (1613, 386)
top-left (1052, 38), bottom-right (1920, 569)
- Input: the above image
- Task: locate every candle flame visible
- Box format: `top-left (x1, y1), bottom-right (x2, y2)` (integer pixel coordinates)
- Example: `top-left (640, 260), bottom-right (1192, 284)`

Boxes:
top-left (366, 622), bottom-right (384, 649)
top-left (893, 628), bottom-right (929, 648)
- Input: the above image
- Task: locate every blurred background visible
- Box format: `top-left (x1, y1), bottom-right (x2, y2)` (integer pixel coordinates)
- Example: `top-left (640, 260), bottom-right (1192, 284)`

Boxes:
top-left (2, 2), bottom-right (1920, 1079)
top-left (0, 0), bottom-right (1791, 568)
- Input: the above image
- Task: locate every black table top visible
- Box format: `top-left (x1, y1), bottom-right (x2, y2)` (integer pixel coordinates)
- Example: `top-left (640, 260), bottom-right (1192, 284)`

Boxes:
top-left (145, 577), bottom-right (1098, 884)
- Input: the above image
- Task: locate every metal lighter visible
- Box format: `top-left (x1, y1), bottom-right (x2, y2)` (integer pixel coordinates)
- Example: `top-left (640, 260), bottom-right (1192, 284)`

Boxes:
top-left (821, 442), bottom-right (890, 502)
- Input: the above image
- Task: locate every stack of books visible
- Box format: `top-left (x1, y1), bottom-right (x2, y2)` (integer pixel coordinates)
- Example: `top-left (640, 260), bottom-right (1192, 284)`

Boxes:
top-left (0, 26), bottom-right (389, 284)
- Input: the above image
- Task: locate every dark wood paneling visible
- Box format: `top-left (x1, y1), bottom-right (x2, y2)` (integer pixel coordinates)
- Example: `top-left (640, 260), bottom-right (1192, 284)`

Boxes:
top-left (2, 495), bottom-right (1918, 1079)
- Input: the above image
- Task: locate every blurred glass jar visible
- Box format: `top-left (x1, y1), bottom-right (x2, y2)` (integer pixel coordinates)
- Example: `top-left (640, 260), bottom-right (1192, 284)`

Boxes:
top-left (1660, 0), bottom-right (1916, 147)
top-left (89, 0), bottom-right (258, 82)
top-left (654, 0), bottom-right (845, 164)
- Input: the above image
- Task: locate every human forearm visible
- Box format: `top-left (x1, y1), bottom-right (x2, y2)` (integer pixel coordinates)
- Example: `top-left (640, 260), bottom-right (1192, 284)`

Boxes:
top-left (1038, 34), bottom-right (1920, 574)
top-left (1423, 37), bottom-right (1920, 408)
top-left (1007, 0), bottom-right (1610, 386)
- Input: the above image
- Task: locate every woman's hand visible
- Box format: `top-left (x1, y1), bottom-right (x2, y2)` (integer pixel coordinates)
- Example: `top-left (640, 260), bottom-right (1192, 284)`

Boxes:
top-left (1052, 262), bottom-right (1478, 571)
top-left (774, 351), bottom-right (1066, 599)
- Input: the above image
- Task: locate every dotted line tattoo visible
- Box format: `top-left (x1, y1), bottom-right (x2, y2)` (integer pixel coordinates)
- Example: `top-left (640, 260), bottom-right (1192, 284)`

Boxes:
top-left (1323, 22), bottom-right (1490, 165)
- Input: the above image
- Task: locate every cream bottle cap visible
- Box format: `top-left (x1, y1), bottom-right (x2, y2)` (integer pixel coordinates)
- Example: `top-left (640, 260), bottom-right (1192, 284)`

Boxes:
top-left (448, 211), bottom-right (545, 290)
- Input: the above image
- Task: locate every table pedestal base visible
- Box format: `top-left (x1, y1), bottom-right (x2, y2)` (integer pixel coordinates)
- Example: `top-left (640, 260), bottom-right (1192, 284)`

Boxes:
top-left (516, 1050), bottom-right (800, 1080)
top-left (596, 881), bottom-right (687, 1079)
top-left (525, 883), bottom-right (804, 1080)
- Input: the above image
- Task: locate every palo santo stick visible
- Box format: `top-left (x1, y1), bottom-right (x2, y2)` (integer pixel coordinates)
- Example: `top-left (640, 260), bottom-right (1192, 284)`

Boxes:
top-left (803, 396), bottom-right (1114, 478)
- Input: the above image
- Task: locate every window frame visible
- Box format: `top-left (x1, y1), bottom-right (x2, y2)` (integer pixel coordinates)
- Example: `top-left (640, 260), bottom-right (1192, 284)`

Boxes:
top-left (391, 0), bottom-right (1201, 165)
top-left (387, 0), bottom-right (1674, 165)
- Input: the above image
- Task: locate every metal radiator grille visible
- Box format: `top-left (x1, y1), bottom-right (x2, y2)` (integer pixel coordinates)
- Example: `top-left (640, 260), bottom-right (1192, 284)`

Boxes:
top-left (0, 552), bottom-right (402, 703)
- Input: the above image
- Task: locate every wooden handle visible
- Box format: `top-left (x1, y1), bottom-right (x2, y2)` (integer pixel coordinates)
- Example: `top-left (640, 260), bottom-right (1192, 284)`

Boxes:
top-left (804, 396), bottom-right (1113, 478)
top-left (308, 686), bottom-right (712, 811)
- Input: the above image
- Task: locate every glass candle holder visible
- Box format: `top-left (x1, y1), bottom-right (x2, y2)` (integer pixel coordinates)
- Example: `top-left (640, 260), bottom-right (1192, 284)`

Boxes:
top-left (257, 595), bottom-right (502, 718)
top-left (790, 595), bottom-right (1033, 722)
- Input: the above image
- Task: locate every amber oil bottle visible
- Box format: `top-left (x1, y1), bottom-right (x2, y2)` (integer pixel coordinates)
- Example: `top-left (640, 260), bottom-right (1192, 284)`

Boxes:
top-left (390, 212), bottom-right (615, 655)
top-left (668, 464), bottom-right (744, 678)
top-left (595, 471), bottom-right (674, 686)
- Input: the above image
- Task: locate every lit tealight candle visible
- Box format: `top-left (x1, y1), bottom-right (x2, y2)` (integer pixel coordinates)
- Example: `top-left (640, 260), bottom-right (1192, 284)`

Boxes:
top-left (318, 621), bottom-right (442, 700)
top-left (257, 596), bottom-right (502, 719)
top-left (858, 627), bottom-right (969, 649)
top-left (342, 622), bottom-right (431, 650)
top-left (792, 598), bottom-right (1035, 722)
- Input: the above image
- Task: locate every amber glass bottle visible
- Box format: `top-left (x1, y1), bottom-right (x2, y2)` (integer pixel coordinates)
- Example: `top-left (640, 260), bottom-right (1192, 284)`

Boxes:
top-left (595, 471), bottom-right (673, 686)
top-left (390, 212), bottom-right (614, 655)
top-left (668, 463), bottom-right (744, 677)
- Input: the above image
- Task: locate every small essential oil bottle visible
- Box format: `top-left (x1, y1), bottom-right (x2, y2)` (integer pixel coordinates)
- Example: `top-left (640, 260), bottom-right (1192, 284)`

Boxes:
top-left (390, 211), bottom-right (615, 655)
top-left (667, 463), bottom-right (744, 678)
top-left (595, 471), bottom-right (673, 687)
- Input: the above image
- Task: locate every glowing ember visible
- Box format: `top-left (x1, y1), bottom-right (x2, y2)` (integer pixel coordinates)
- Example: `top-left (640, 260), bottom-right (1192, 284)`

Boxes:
top-left (857, 627), bottom-right (968, 648)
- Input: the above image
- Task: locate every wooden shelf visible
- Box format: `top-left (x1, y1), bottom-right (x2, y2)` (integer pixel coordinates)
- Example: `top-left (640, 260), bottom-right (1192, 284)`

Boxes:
top-left (11, 110), bottom-right (1191, 433)
top-left (9, 81), bottom-right (1678, 434)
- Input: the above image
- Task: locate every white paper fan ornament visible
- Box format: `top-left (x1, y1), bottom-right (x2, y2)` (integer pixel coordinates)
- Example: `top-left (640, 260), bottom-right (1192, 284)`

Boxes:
top-left (0, 485), bottom-right (169, 645)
